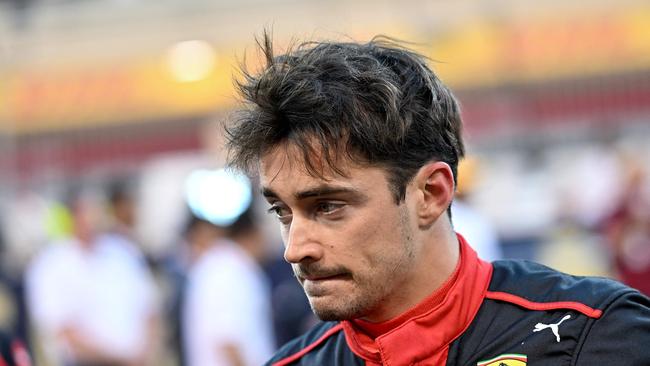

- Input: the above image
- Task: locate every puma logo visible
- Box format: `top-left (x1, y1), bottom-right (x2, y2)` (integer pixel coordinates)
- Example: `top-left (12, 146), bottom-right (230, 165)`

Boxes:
top-left (533, 314), bottom-right (571, 342)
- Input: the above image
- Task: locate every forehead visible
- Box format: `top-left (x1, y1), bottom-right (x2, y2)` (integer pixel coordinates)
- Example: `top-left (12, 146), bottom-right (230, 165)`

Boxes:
top-left (261, 143), bottom-right (345, 181)
top-left (259, 143), bottom-right (386, 195)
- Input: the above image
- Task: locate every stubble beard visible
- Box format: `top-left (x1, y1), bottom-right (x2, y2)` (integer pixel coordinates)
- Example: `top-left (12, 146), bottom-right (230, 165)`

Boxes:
top-left (310, 297), bottom-right (368, 321)
top-left (306, 274), bottom-right (383, 321)
top-left (304, 208), bottom-right (416, 321)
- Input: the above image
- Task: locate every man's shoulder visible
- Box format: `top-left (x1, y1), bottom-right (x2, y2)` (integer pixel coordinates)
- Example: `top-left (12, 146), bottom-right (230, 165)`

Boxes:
top-left (489, 259), bottom-right (633, 310)
top-left (487, 259), bottom-right (650, 360)
top-left (265, 322), bottom-right (349, 365)
top-left (447, 259), bottom-right (650, 365)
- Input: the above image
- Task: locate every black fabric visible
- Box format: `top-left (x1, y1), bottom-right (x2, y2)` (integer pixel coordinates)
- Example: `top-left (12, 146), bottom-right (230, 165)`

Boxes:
top-left (447, 260), bottom-right (650, 366)
top-left (572, 291), bottom-right (650, 365)
top-left (264, 322), bottom-right (363, 365)
top-left (487, 259), bottom-right (632, 308)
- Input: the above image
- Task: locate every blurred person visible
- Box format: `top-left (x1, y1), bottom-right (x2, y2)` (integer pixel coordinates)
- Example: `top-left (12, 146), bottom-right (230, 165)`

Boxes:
top-left (2, 191), bottom-right (51, 277)
top-left (25, 188), bottom-right (159, 366)
top-left (1, 230), bottom-right (32, 366)
top-left (99, 181), bottom-right (161, 362)
top-left (105, 181), bottom-right (138, 241)
top-left (0, 272), bottom-right (30, 366)
top-left (450, 157), bottom-right (502, 262)
top-left (603, 162), bottom-right (650, 296)
top-left (225, 33), bottom-right (650, 365)
top-left (182, 207), bottom-right (275, 366)
top-left (0, 225), bottom-right (30, 360)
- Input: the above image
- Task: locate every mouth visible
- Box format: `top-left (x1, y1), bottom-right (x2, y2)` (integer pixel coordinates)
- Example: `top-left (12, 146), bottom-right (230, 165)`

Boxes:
top-left (301, 273), bottom-right (349, 297)
top-left (303, 273), bottom-right (347, 282)
top-left (295, 264), bottom-right (349, 281)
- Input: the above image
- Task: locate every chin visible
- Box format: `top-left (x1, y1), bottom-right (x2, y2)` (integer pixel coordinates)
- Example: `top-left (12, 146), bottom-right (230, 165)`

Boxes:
top-left (309, 297), bottom-right (367, 321)
top-left (312, 307), bottom-right (353, 321)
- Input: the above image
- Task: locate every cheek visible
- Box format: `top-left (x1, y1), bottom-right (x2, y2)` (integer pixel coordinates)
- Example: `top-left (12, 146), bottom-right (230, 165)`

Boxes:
top-left (338, 212), bottom-right (401, 263)
top-left (359, 211), bottom-right (414, 274)
top-left (359, 207), bottom-right (403, 242)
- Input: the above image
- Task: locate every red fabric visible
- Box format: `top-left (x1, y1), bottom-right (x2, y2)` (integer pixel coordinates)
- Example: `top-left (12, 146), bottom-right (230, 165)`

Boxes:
top-left (341, 234), bottom-right (493, 365)
top-left (485, 291), bottom-right (603, 319)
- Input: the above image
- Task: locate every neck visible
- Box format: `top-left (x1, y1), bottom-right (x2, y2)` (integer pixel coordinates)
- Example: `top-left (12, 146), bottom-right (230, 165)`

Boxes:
top-left (341, 234), bottom-right (492, 365)
top-left (363, 222), bottom-right (459, 323)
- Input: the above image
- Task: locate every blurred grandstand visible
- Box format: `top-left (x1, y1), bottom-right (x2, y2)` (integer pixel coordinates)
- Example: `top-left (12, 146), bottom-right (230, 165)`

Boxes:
top-left (2, 0), bottom-right (649, 256)
top-left (0, 0), bottom-right (649, 363)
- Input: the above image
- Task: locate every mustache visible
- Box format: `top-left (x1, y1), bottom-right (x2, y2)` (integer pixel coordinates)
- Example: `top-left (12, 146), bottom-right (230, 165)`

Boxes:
top-left (293, 264), bottom-right (349, 280)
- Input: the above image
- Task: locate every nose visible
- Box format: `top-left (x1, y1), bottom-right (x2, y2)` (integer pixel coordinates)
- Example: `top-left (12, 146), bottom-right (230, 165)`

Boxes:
top-left (283, 216), bottom-right (323, 264)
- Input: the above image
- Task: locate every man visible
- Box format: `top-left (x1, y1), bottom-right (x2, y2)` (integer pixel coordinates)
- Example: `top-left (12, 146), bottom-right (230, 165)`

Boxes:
top-left (225, 34), bottom-right (650, 365)
top-left (26, 189), bottom-right (159, 366)
top-left (182, 171), bottom-right (275, 366)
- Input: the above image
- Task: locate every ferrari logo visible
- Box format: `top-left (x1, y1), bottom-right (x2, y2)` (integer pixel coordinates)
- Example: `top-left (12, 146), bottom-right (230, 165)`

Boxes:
top-left (477, 353), bottom-right (527, 366)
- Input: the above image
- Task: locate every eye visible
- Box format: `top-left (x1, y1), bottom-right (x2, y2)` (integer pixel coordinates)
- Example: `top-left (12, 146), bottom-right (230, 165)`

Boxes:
top-left (267, 204), bottom-right (292, 224)
top-left (315, 201), bottom-right (344, 215)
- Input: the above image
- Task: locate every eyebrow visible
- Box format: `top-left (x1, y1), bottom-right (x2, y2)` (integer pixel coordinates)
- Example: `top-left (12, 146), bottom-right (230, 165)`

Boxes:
top-left (261, 187), bottom-right (278, 199)
top-left (261, 185), bottom-right (367, 201)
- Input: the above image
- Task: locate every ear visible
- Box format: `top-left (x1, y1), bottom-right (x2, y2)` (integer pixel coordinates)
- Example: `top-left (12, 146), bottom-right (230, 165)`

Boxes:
top-left (412, 161), bottom-right (455, 228)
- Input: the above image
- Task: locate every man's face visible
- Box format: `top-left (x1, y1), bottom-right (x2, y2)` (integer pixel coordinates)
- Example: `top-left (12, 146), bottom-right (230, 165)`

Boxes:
top-left (260, 145), bottom-right (420, 322)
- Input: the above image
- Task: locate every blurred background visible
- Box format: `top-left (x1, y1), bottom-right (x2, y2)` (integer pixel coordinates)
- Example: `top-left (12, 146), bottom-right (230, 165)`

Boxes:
top-left (0, 0), bottom-right (649, 364)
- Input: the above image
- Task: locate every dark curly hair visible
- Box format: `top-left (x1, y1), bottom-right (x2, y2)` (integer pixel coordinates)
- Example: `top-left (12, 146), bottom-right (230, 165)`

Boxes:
top-left (226, 32), bottom-right (464, 205)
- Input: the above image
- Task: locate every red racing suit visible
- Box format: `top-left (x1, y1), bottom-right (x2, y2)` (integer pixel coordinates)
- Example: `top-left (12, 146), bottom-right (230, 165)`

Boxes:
top-left (266, 235), bottom-right (650, 365)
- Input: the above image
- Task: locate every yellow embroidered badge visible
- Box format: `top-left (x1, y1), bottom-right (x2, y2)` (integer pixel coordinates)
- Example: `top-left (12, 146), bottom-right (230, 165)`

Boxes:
top-left (477, 354), bottom-right (527, 366)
